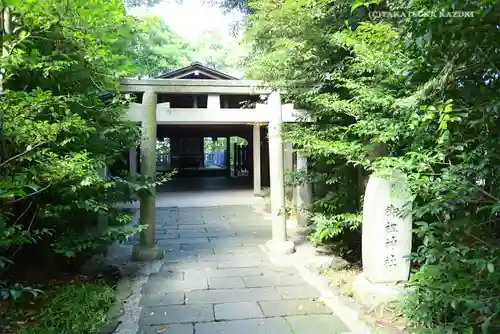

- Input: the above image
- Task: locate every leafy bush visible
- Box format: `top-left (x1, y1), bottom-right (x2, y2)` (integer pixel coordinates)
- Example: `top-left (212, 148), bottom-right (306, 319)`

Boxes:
top-left (0, 0), bottom-right (173, 291)
top-left (242, 0), bottom-right (500, 331)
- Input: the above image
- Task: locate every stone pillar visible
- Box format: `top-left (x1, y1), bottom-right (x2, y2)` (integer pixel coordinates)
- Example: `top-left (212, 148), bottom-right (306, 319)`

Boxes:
top-left (284, 142), bottom-right (294, 210)
top-left (253, 124), bottom-right (261, 196)
top-left (296, 151), bottom-right (312, 228)
top-left (225, 136), bottom-right (231, 177)
top-left (129, 147), bottom-right (137, 176)
top-left (207, 94), bottom-right (220, 110)
top-left (266, 92), bottom-right (294, 255)
top-left (353, 171), bottom-right (412, 306)
top-left (284, 143), bottom-right (293, 172)
top-left (132, 91), bottom-right (164, 261)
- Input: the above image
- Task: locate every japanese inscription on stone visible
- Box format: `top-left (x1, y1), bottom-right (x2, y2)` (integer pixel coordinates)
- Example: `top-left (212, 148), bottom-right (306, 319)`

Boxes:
top-left (384, 204), bottom-right (400, 268)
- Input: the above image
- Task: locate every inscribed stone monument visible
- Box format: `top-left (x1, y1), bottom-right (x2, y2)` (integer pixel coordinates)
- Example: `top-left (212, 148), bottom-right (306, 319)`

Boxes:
top-left (362, 171), bottom-right (412, 283)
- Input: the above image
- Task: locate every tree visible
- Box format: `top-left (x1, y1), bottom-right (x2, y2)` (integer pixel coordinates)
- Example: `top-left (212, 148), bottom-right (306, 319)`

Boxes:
top-left (241, 0), bottom-right (500, 331)
top-left (129, 16), bottom-right (194, 78)
top-left (0, 0), bottom-right (172, 284)
top-left (194, 29), bottom-right (245, 77)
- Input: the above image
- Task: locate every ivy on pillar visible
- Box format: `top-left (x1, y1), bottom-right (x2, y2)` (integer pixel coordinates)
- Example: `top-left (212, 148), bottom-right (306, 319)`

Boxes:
top-left (132, 91), bottom-right (164, 261)
top-left (266, 92), bottom-right (295, 255)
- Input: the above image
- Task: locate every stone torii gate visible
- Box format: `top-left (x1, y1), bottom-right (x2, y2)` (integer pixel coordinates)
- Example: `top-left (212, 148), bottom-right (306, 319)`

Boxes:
top-left (119, 62), bottom-right (312, 261)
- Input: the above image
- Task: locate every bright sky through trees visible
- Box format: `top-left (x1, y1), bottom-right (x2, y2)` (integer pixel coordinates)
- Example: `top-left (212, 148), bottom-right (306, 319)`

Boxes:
top-left (129, 0), bottom-right (243, 44)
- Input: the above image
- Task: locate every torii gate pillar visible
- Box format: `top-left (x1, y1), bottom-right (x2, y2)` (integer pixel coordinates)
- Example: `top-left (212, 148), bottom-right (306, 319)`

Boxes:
top-left (132, 91), bottom-right (164, 261)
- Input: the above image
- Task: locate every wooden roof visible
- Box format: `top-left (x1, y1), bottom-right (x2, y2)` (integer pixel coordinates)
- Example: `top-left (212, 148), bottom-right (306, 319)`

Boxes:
top-left (156, 62), bottom-right (238, 80)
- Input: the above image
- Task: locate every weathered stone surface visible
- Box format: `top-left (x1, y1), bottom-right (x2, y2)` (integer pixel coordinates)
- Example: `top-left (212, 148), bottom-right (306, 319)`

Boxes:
top-left (285, 315), bottom-right (350, 334)
top-left (162, 252), bottom-right (198, 263)
top-left (138, 324), bottom-right (194, 334)
top-left (165, 261), bottom-right (219, 271)
top-left (179, 242), bottom-right (214, 251)
top-left (155, 234), bottom-right (180, 240)
top-left (208, 277), bottom-right (245, 289)
top-left (176, 220), bottom-right (205, 225)
top-left (258, 299), bottom-right (332, 317)
top-left (139, 304), bottom-right (214, 325)
top-left (131, 245), bottom-right (165, 262)
top-left (175, 225), bottom-right (208, 231)
top-left (217, 259), bottom-right (269, 269)
top-left (179, 231), bottom-right (236, 238)
top-left (142, 276), bottom-right (208, 295)
top-left (214, 302), bottom-right (264, 320)
top-left (139, 291), bottom-right (185, 307)
top-left (185, 287), bottom-right (280, 304)
top-left (243, 273), bottom-right (304, 288)
top-left (194, 318), bottom-right (292, 334)
top-left (327, 256), bottom-right (350, 270)
top-left (160, 244), bottom-right (181, 252)
top-left (196, 253), bottom-right (238, 263)
top-left (156, 237), bottom-right (210, 244)
top-left (212, 245), bottom-right (263, 255)
top-left (134, 206), bottom-right (352, 334)
top-left (195, 267), bottom-right (264, 278)
top-left (276, 285), bottom-right (321, 299)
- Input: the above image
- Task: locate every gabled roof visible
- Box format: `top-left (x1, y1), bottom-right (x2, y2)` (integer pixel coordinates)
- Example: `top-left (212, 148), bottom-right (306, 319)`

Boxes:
top-left (155, 62), bottom-right (238, 80)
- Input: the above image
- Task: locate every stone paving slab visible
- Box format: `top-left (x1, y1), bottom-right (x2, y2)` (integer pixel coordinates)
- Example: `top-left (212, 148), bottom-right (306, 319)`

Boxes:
top-left (175, 220), bottom-right (205, 225)
top-left (138, 323), bottom-right (194, 334)
top-left (155, 269), bottom-right (184, 279)
top-left (142, 276), bottom-right (208, 295)
top-left (177, 231), bottom-right (237, 238)
top-left (155, 234), bottom-right (180, 240)
top-left (197, 252), bottom-right (267, 263)
top-left (185, 287), bottom-right (281, 304)
top-left (179, 243), bottom-right (214, 251)
top-left (285, 314), bottom-right (350, 333)
top-left (243, 273), bottom-right (305, 288)
top-left (195, 317), bottom-right (293, 334)
top-left (258, 299), bottom-right (332, 317)
top-left (162, 252), bottom-right (199, 263)
top-left (276, 285), bottom-right (322, 299)
top-left (140, 304), bottom-right (214, 325)
top-left (214, 301), bottom-right (264, 320)
top-left (208, 276), bottom-right (246, 289)
top-left (156, 237), bottom-right (210, 244)
top-left (217, 259), bottom-right (269, 269)
top-left (173, 225), bottom-right (208, 231)
top-left (134, 206), bottom-right (351, 334)
top-left (139, 291), bottom-right (185, 307)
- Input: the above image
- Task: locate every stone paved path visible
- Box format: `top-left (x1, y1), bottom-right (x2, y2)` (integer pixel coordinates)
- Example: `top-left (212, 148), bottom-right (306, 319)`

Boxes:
top-left (132, 205), bottom-right (350, 334)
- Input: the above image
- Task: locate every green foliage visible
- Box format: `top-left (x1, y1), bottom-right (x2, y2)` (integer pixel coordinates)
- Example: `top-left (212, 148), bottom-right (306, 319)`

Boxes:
top-left (0, 0), bottom-right (175, 302)
top-left (309, 213), bottom-right (361, 244)
top-left (129, 16), bottom-right (194, 78)
top-left (194, 29), bottom-right (246, 77)
top-left (0, 282), bottom-right (43, 301)
top-left (18, 283), bottom-right (115, 334)
top-left (242, 0), bottom-right (500, 331)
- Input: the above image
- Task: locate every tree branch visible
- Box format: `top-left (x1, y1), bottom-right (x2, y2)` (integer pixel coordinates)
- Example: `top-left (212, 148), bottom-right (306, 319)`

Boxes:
top-left (0, 142), bottom-right (46, 169)
top-left (6, 183), bottom-right (52, 204)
